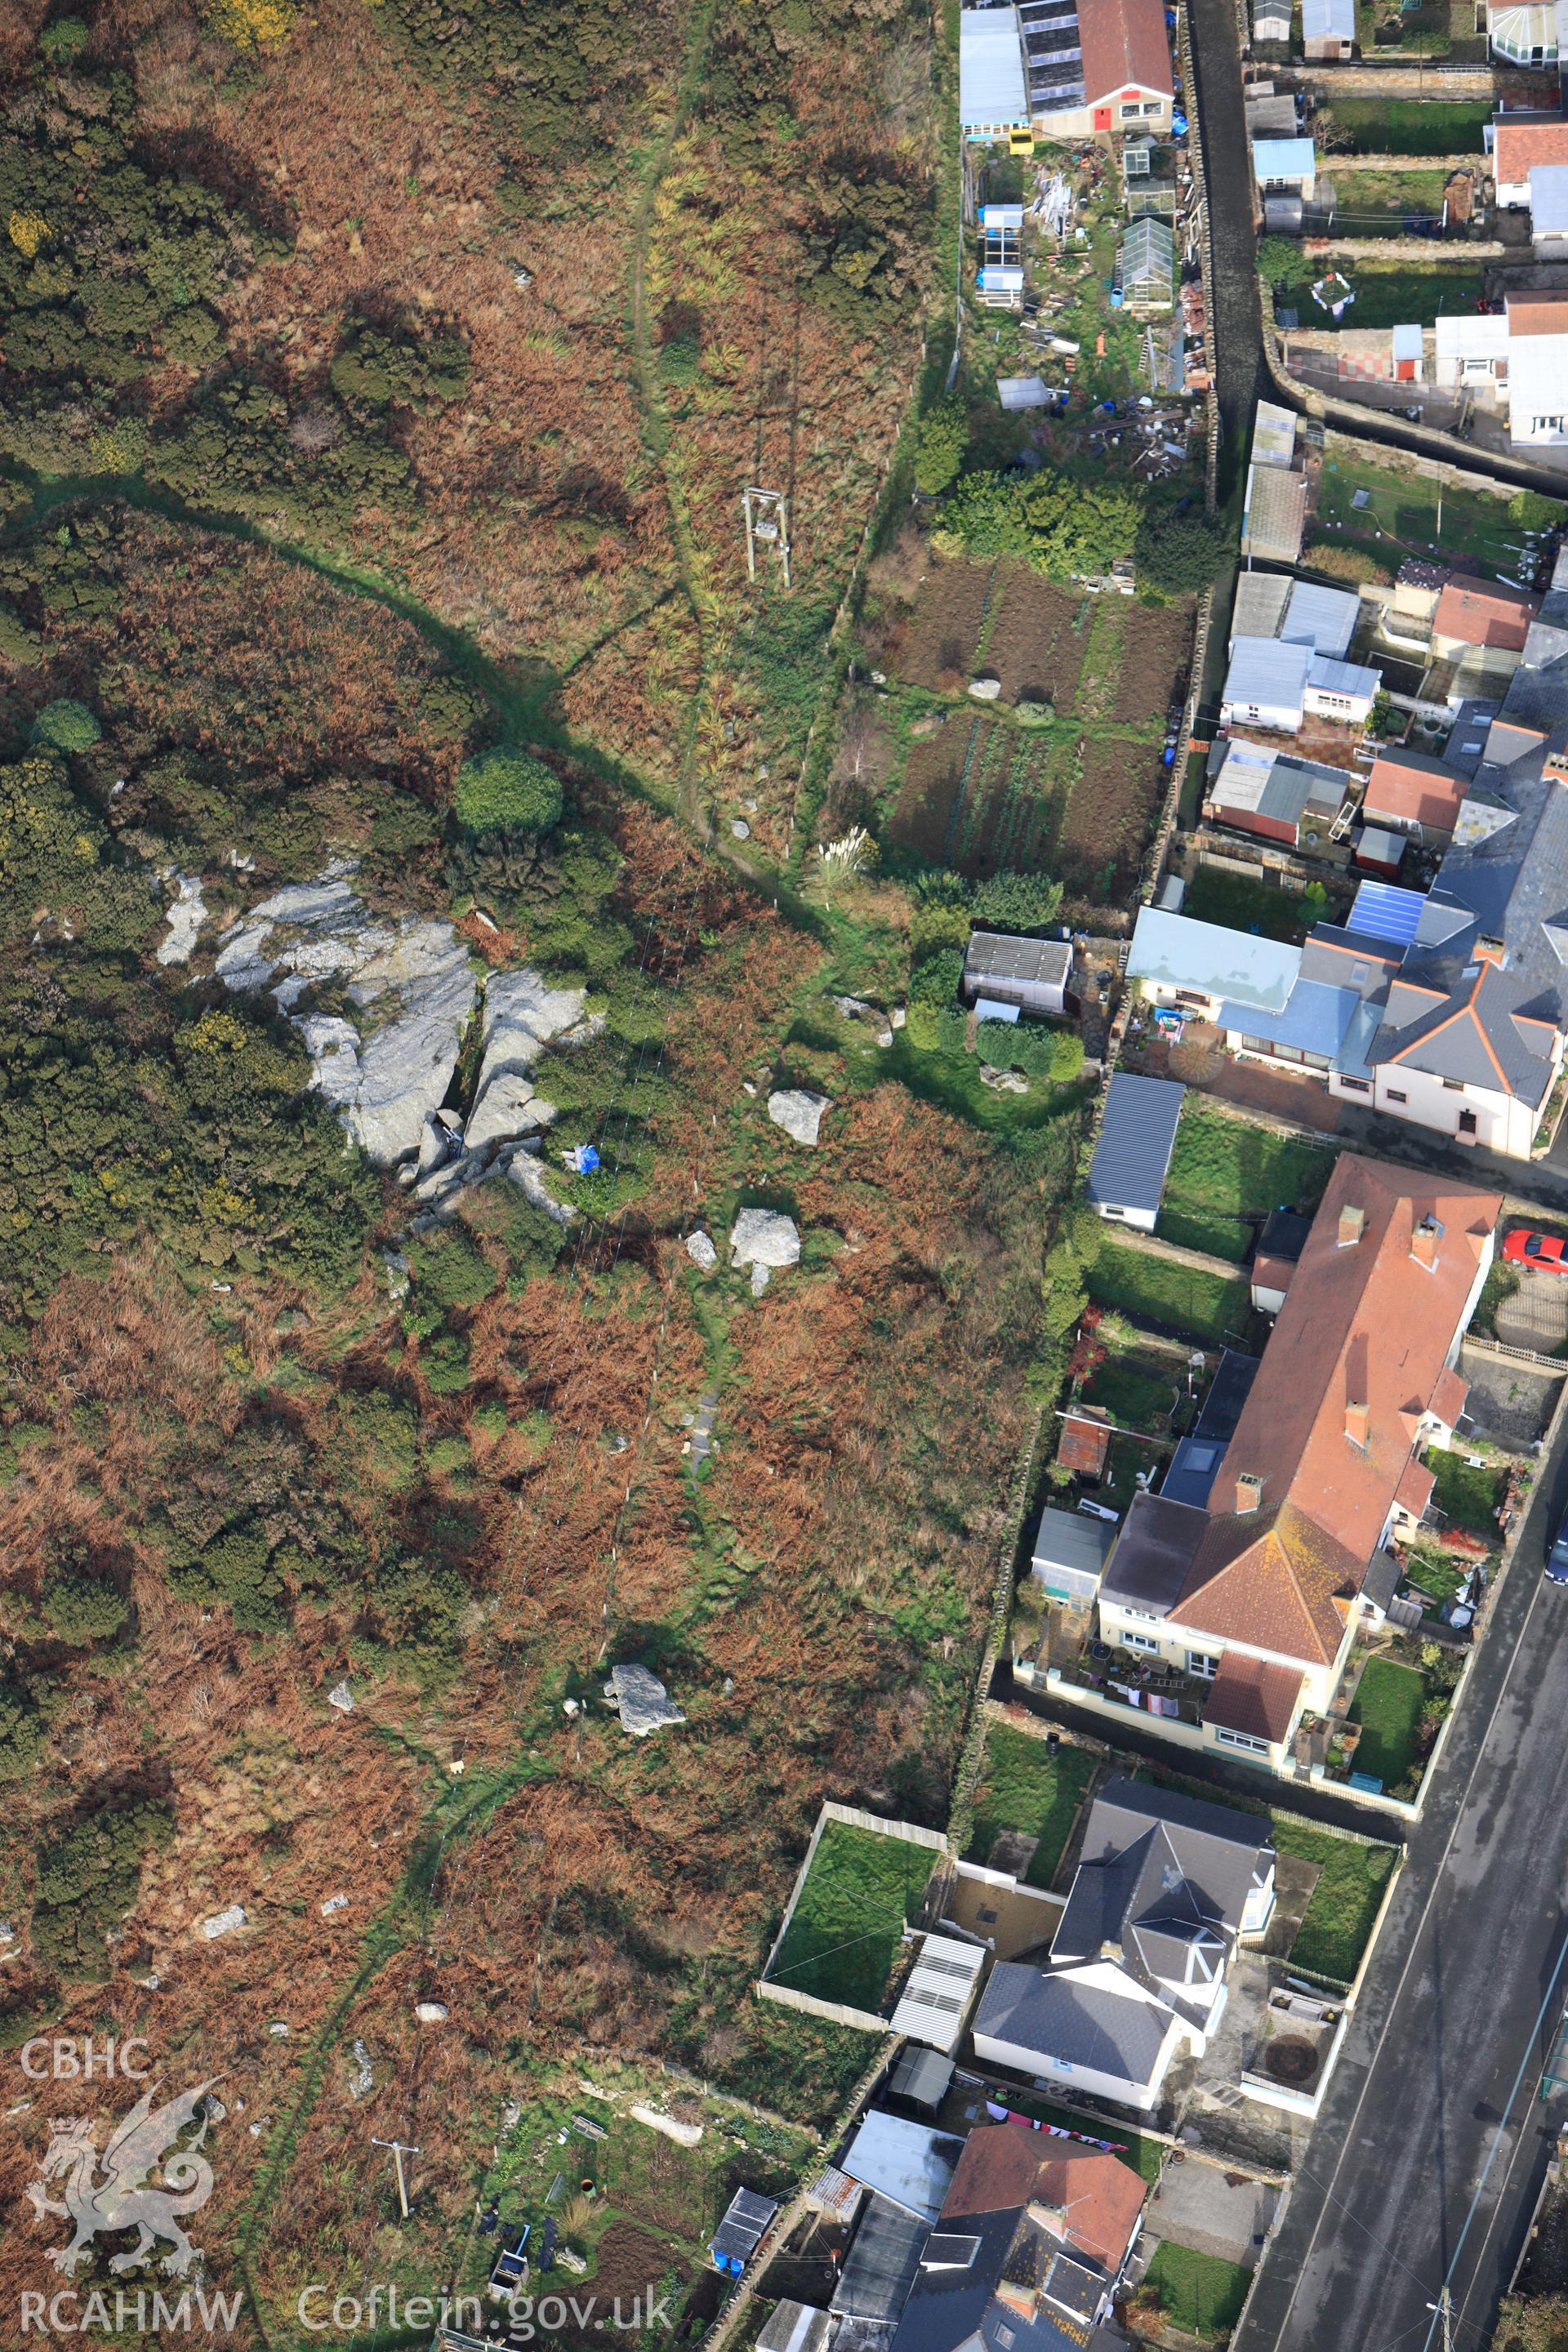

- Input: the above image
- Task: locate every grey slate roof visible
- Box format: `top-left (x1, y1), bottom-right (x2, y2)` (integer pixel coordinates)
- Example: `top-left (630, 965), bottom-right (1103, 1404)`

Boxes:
top-left (1087, 1073), bottom-right (1185, 1216)
top-left (974, 1963), bottom-right (1173, 2083)
top-left (833, 2195), bottom-right (930, 2322)
top-left (1101, 1490), bottom-right (1208, 1614)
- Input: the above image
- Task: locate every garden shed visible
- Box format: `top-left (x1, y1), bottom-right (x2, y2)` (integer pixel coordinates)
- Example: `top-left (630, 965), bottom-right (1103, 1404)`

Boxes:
top-left (1119, 216), bottom-right (1174, 313)
top-left (1086, 1072), bottom-right (1185, 1228)
top-left (1030, 1503), bottom-right (1117, 1601)
top-left (711, 2188), bottom-right (779, 2278)
top-left (1254, 0), bottom-right (1291, 35)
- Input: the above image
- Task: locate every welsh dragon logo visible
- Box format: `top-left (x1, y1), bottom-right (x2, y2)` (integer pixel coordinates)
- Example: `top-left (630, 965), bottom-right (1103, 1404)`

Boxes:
top-left (25, 2078), bottom-right (220, 2278)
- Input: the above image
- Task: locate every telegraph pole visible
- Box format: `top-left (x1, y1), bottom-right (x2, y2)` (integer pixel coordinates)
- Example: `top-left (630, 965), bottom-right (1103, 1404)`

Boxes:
top-left (372, 2136), bottom-right (421, 2220)
top-left (1427, 2288), bottom-right (1454, 2352)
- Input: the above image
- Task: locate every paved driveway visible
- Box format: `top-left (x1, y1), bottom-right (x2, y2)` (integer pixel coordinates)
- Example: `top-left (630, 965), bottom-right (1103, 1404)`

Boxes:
top-left (1494, 1270), bottom-right (1568, 1353)
top-left (1235, 1397), bottom-right (1568, 2352)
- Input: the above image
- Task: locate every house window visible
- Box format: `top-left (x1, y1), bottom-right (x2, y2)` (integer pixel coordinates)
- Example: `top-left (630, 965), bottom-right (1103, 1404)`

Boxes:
top-left (1339, 1076), bottom-right (1371, 1094)
top-left (1119, 1606), bottom-right (1159, 1623)
top-left (1442, 1079), bottom-right (1465, 1094)
top-left (1122, 1633), bottom-right (1160, 1654)
top-left (1214, 1726), bottom-right (1269, 1755)
top-left (1102, 1204), bottom-right (1126, 1219)
top-left (1385, 1087), bottom-right (1408, 1104)
top-left (1187, 1650), bottom-right (1219, 1678)
top-left (1143, 99), bottom-right (1163, 113)
top-left (1532, 417), bottom-right (1565, 435)
top-left (1120, 101), bottom-right (1143, 118)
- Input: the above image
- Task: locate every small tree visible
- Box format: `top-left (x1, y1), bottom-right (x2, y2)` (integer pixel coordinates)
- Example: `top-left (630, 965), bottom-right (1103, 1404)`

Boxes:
top-left (913, 394), bottom-right (969, 496)
top-left (30, 698), bottom-right (101, 755)
top-left (453, 746), bottom-right (563, 836)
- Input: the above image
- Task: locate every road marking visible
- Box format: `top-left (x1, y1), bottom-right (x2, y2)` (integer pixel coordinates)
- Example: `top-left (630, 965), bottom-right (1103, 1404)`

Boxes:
top-left (1450, 2005), bottom-right (1568, 2346)
top-left (1261, 1531), bottom-right (1559, 2350)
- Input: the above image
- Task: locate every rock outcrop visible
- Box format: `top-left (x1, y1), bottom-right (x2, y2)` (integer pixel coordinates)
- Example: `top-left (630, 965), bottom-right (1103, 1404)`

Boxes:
top-left (466, 969), bottom-right (588, 1152)
top-left (216, 867), bottom-right (475, 1168)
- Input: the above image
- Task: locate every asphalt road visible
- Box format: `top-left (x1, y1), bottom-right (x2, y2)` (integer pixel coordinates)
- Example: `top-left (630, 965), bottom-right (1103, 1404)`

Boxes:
top-left (1236, 1400), bottom-right (1568, 2352)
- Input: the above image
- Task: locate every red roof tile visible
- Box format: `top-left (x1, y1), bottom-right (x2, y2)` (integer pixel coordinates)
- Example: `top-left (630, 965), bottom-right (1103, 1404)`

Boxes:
top-left (1396, 1456), bottom-right (1435, 1520)
top-left (1058, 1407), bottom-right (1112, 1477)
top-left (1078, 0), bottom-right (1174, 107)
top-left (1432, 577), bottom-right (1539, 654)
top-left (1203, 1654), bottom-right (1303, 1744)
top-left (1495, 120), bottom-right (1568, 183)
top-left (1363, 750), bottom-right (1469, 833)
top-left (1172, 1156), bottom-right (1501, 1664)
top-left (1507, 292), bottom-right (1568, 336)
top-left (1430, 1364), bottom-right (1468, 1430)
top-left (942, 2123), bottom-right (1146, 2274)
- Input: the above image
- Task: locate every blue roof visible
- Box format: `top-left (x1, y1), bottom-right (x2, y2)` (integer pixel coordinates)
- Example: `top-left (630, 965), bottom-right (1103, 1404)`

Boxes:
top-left (1087, 1073), bottom-right (1185, 1217)
top-left (1252, 136), bottom-right (1317, 180)
top-left (959, 8), bottom-right (1027, 123)
top-left (1348, 877), bottom-right (1426, 947)
top-left (1217, 978), bottom-right (1360, 1056)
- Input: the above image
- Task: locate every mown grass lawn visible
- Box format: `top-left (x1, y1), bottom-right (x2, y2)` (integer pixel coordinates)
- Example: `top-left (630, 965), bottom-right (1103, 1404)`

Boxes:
top-left (1085, 1242), bottom-right (1254, 1349)
top-left (1272, 1816), bottom-right (1399, 1983)
top-left (967, 1724), bottom-right (1098, 1887)
top-left (1082, 1343), bottom-right (1186, 1432)
top-left (1159, 1102), bottom-right (1335, 1263)
top-left (1316, 97), bottom-right (1491, 153)
top-left (768, 1822), bottom-right (936, 2010)
top-left (1312, 445), bottom-right (1555, 581)
top-left (1348, 1657), bottom-right (1428, 1791)
top-left (1181, 863), bottom-right (1316, 942)
top-left (1142, 2242), bottom-right (1253, 2340)
top-left (1425, 1445), bottom-right (1505, 1539)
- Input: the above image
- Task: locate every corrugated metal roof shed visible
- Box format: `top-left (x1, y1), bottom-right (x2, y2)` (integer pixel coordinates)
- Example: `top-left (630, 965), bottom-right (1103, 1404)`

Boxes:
top-left (758, 2305), bottom-right (833, 2352)
top-left (959, 7), bottom-right (1029, 122)
top-left (1086, 1071), bottom-right (1185, 1217)
top-left (1231, 572), bottom-right (1292, 644)
top-left (1058, 1407), bottom-right (1113, 1477)
top-left (1242, 462), bottom-right (1307, 562)
top-left (965, 932), bottom-right (1073, 987)
top-left (831, 2195), bottom-right (929, 2323)
top-left (887, 1935), bottom-right (987, 2057)
top-left (1282, 579), bottom-right (1359, 659)
top-left (1348, 877), bottom-right (1427, 945)
top-left (889, 2045), bottom-right (955, 2109)
top-left (1128, 906), bottom-right (1303, 1012)
top-left (1356, 825), bottom-right (1406, 871)
top-left (1223, 633), bottom-right (1312, 711)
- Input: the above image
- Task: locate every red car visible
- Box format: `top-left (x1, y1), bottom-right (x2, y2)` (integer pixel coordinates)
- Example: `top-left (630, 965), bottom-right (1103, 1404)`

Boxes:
top-left (1503, 1227), bottom-right (1568, 1272)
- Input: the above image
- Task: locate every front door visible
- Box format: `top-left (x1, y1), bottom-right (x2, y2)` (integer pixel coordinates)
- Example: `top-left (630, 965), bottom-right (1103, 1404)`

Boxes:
top-left (1093, 105), bottom-right (1111, 130)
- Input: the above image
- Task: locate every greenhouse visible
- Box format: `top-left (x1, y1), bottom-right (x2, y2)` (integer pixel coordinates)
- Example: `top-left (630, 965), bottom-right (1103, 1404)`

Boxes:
top-left (1119, 216), bottom-right (1174, 314)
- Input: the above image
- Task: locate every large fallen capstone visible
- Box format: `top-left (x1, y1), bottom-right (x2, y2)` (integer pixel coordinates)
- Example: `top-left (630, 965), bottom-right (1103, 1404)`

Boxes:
top-left (768, 1089), bottom-right (831, 1147)
top-left (466, 969), bottom-right (590, 1152)
top-left (216, 866), bottom-right (475, 1168)
top-left (729, 1208), bottom-right (801, 1270)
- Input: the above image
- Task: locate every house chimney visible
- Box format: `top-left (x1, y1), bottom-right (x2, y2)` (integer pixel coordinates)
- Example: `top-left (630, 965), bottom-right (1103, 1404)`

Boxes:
top-left (1338, 1204), bottom-right (1365, 1249)
top-left (1544, 749), bottom-right (1568, 786)
top-left (1345, 1399), bottom-right (1370, 1448)
top-left (1236, 1472), bottom-right (1263, 1515)
top-left (1475, 933), bottom-right (1506, 968)
top-left (1411, 1214), bottom-right (1443, 1269)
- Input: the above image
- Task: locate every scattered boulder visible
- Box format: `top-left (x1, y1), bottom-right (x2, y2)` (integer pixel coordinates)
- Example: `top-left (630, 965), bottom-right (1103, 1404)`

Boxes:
top-left (686, 1229), bottom-right (718, 1272)
top-left (327, 1679), bottom-right (355, 1713)
top-left (415, 2000), bottom-right (449, 2025)
top-left (320, 1893), bottom-right (350, 1917)
top-left (605, 1663), bottom-right (685, 1737)
top-left (730, 1207), bottom-right (801, 1271)
top-left (731, 818), bottom-right (751, 840)
top-left (751, 1263), bottom-right (772, 1297)
top-left (382, 1251), bottom-right (410, 1303)
top-left (968, 674), bottom-right (1002, 702)
top-left (506, 1143), bottom-right (576, 1227)
top-left (981, 1065), bottom-right (1030, 1094)
top-left (768, 1089), bottom-right (831, 1147)
top-left (909, 711), bottom-right (945, 738)
top-left (630, 2105), bottom-right (704, 2148)
top-left (201, 1905), bottom-right (246, 1940)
